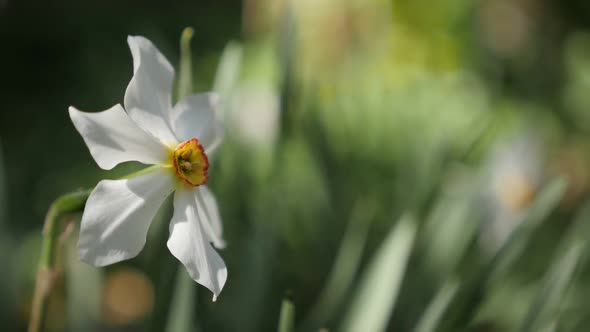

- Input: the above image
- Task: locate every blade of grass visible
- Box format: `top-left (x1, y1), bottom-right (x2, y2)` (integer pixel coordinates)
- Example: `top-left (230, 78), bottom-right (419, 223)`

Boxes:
top-left (165, 266), bottom-right (198, 332)
top-left (145, 197), bottom-right (177, 332)
top-left (519, 201), bottom-right (590, 332)
top-left (520, 243), bottom-right (582, 332)
top-left (413, 176), bottom-right (482, 332)
top-left (302, 199), bottom-right (376, 329)
top-left (440, 177), bottom-right (567, 331)
top-left (278, 296), bottom-right (295, 332)
top-left (413, 279), bottom-right (460, 332)
top-left (342, 213), bottom-right (417, 332)
top-left (0, 141), bottom-right (5, 226)
top-left (487, 177), bottom-right (568, 282)
top-left (539, 321), bottom-right (559, 332)
top-left (66, 236), bottom-right (101, 331)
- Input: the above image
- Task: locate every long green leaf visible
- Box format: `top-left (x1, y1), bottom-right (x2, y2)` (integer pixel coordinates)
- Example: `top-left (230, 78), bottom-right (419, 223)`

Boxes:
top-left (0, 141), bottom-right (5, 226)
top-left (66, 238), bottom-right (101, 331)
top-left (519, 201), bottom-right (590, 332)
top-left (278, 296), bottom-right (295, 332)
top-left (303, 199), bottom-right (375, 328)
top-left (519, 243), bottom-right (583, 332)
top-left (342, 213), bottom-right (417, 332)
top-left (166, 267), bottom-right (198, 332)
top-left (440, 178), bottom-right (567, 331)
top-left (413, 279), bottom-right (460, 332)
top-left (487, 177), bottom-right (568, 283)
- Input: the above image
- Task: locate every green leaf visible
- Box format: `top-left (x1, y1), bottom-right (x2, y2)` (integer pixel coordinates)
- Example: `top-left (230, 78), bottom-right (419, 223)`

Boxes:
top-left (278, 296), bottom-right (295, 332)
top-left (487, 177), bottom-right (568, 283)
top-left (66, 239), bottom-right (102, 331)
top-left (166, 267), bottom-right (198, 332)
top-left (0, 141), bottom-right (5, 226)
top-left (413, 279), bottom-right (460, 332)
top-left (439, 178), bottom-right (567, 331)
top-left (519, 242), bottom-right (583, 332)
top-left (519, 200), bottom-right (590, 332)
top-left (343, 213), bottom-right (417, 332)
top-left (302, 199), bottom-right (376, 329)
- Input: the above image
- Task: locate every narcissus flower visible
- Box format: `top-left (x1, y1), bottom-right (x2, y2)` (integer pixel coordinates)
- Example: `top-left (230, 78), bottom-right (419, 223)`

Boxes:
top-left (69, 36), bottom-right (226, 300)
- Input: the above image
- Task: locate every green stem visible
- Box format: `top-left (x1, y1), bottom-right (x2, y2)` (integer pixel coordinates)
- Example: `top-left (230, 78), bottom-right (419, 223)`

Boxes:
top-left (28, 164), bottom-right (168, 332)
top-left (148, 26), bottom-right (196, 332)
top-left (28, 189), bottom-right (92, 332)
top-left (28, 163), bottom-right (171, 332)
top-left (177, 27), bottom-right (194, 101)
top-left (278, 296), bottom-right (295, 332)
top-left (28, 165), bottom-right (162, 332)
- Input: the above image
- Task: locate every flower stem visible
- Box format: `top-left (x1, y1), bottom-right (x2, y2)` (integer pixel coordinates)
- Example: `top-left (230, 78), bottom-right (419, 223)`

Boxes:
top-left (278, 295), bottom-right (296, 332)
top-left (177, 27), bottom-right (194, 101)
top-left (28, 189), bottom-right (92, 332)
top-left (146, 26), bottom-right (197, 332)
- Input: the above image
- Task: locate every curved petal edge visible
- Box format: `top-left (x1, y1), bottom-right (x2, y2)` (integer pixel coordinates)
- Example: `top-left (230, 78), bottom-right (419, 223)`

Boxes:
top-left (78, 168), bottom-right (174, 266)
top-left (167, 188), bottom-right (227, 301)
top-left (124, 35), bottom-right (178, 146)
top-left (171, 92), bottom-right (224, 155)
top-left (69, 104), bottom-right (170, 169)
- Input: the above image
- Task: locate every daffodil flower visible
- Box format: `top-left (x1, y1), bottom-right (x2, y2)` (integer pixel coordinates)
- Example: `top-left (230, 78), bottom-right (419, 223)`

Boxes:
top-left (69, 36), bottom-right (226, 300)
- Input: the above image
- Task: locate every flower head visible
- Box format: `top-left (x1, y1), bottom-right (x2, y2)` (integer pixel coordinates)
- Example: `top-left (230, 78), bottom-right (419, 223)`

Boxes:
top-left (69, 36), bottom-right (226, 300)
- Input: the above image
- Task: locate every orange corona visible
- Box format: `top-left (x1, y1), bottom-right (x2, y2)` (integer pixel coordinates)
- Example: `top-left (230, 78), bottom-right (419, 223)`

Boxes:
top-left (172, 138), bottom-right (209, 186)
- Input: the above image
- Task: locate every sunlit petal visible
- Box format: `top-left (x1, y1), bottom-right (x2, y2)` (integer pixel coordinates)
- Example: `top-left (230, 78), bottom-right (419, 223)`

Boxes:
top-left (168, 187), bottom-right (227, 300)
top-left (69, 104), bottom-right (169, 169)
top-left (196, 186), bottom-right (226, 249)
top-left (124, 35), bottom-right (178, 146)
top-left (78, 168), bottom-right (174, 266)
top-left (171, 93), bottom-right (223, 154)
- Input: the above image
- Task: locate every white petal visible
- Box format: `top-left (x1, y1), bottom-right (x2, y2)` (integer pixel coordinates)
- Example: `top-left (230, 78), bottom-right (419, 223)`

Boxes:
top-left (69, 105), bottom-right (169, 170)
top-left (168, 187), bottom-right (227, 300)
top-left (124, 35), bottom-right (178, 146)
top-left (171, 93), bottom-right (224, 154)
top-left (196, 186), bottom-right (226, 249)
top-left (78, 168), bottom-right (174, 266)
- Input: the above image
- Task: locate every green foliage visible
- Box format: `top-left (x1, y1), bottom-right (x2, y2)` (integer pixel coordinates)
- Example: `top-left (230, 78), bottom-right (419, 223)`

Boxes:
top-left (278, 296), bottom-right (295, 332)
top-left (0, 141), bottom-right (5, 227)
top-left (4, 1), bottom-right (590, 331)
top-left (343, 214), bottom-right (416, 332)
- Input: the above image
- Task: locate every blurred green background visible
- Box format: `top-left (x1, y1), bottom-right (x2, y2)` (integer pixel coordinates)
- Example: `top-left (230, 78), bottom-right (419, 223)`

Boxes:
top-left (3, 0), bottom-right (590, 331)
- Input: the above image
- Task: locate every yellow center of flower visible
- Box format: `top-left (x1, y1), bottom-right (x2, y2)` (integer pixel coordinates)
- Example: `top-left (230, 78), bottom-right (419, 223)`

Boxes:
top-left (172, 138), bottom-right (209, 186)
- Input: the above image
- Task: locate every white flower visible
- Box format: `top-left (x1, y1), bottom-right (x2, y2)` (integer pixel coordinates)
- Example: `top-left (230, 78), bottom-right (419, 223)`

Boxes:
top-left (480, 134), bottom-right (542, 253)
top-left (69, 36), bottom-right (226, 300)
